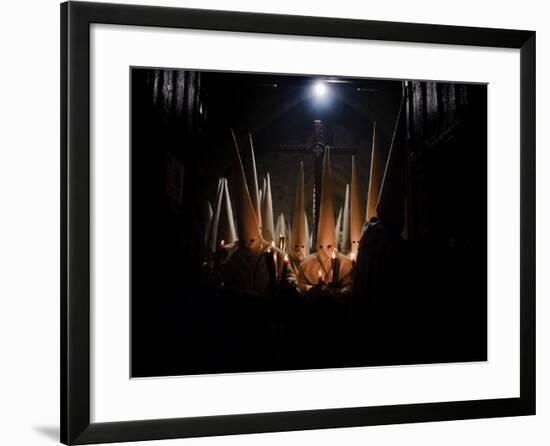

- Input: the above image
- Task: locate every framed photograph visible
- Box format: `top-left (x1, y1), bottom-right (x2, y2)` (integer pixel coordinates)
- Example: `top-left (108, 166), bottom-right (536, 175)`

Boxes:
top-left (61, 1), bottom-right (536, 444)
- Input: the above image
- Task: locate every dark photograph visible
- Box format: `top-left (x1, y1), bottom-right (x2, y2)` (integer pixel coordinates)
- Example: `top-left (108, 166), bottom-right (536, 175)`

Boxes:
top-left (130, 68), bottom-right (487, 378)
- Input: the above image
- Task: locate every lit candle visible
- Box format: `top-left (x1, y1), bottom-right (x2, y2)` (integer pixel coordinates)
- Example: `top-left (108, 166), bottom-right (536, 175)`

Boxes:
top-left (215, 239), bottom-right (225, 268)
top-left (318, 269), bottom-right (324, 285)
top-left (282, 254), bottom-right (289, 279)
top-left (350, 252), bottom-right (356, 269)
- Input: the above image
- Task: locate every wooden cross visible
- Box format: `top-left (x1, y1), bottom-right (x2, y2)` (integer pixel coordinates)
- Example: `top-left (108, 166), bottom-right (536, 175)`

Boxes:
top-left (277, 120), bottom-right (358, 244)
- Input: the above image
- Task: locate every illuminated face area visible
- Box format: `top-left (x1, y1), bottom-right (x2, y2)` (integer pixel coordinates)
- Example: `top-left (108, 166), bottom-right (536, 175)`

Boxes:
top-left (292, 243), bottom-right (306, 261)
top-left (240, 235), bottom-right (263, 253)
top-left (316, 242), bottom-right (334, 260)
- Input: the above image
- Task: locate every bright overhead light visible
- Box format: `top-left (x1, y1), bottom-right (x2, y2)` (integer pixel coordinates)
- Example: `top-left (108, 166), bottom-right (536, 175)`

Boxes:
top-left (313, 81), bottom-right (328, 98)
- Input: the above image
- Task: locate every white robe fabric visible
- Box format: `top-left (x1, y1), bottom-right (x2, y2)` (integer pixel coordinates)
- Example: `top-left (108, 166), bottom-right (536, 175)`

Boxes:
top-left (297, 251), bottom-right (353, 294)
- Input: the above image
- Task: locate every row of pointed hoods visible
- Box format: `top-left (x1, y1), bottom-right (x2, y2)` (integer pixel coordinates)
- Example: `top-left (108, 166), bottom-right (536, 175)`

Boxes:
top-left (318, 95), bottom-right (406, 256)
top-left (308, 102), bottom-right (404, 258)
top-left (205, 131), bottom-right (277, 254)
top-left (334, 134), bottom-right (379, 256)
top-left (204, 130), bottom-right (313, 258)
top-left (205, 96), bottom-right (405, 258)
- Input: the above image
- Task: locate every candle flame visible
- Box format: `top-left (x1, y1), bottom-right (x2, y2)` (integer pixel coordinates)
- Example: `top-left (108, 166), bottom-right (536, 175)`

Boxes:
top-left (332, 250), bottom-right (336, 260)
top-left (283, 254), bottom-right (289, 264)
top-left (220, 240), bottom-right (225, 248)
top-left (318, 269), bottom-right (324, 279)
top-left (350, 252), bottom-right (355, 261)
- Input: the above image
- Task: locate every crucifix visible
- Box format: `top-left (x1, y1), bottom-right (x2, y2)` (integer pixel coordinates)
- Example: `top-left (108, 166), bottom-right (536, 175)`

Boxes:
top-left (277, 119), bottom-right (358, 245)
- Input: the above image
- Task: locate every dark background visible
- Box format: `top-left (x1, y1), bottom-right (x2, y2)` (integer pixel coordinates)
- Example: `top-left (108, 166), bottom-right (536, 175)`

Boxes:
top-left (130, 68), bottom-right (487, 377)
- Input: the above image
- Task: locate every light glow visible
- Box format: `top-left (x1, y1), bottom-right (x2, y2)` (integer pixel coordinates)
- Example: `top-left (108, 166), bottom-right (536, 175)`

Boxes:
top-left (312, 81), bottom-right (328, 98)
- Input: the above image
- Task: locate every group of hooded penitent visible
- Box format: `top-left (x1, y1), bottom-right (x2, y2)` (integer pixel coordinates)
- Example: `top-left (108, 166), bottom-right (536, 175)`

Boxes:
top-left (203, 121), bottom-right (394, 295)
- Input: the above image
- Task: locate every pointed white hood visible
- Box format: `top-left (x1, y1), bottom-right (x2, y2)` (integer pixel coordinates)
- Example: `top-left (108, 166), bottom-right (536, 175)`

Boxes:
top-left (315, 148), bottom-right (336, 259)
top-left (305, 212), bottom-right (311, 254)
top-left (248, 133), bottom-right (262, 230)
top-left (350, 155), bottom-right (365, 256)
top-left (207, 178), bottom-right (224, 252)
top-left (335, 206), bottom-right (343, 251)
top-left (290, 161), bottom-right (308, 261)
top-left (275, 213), bottom-right (286, 239)
top-left (341, 183), bottom-right (351, 254)
top-left (377, 95), bottom-right (407, 231)
top-left (260, 177), bottom-right (267, 211)
top-left (366, 122), bottom-right (384, 222)
top-left (261, 173), bottom-right (275, 242)
top-left (229, 129), bottom-right (262, 252)
top-left (218, 178), bottom-right (237, 244)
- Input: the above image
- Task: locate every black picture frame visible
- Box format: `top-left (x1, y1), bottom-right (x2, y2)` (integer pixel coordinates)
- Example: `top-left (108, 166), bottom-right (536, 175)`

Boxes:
top-left (61, 1), bottom-right (536, 444)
